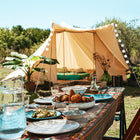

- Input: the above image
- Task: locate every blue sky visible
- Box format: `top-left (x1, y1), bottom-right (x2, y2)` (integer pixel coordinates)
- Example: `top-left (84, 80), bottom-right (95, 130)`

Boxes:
top-left (0, 0), bottom-right (139, 29)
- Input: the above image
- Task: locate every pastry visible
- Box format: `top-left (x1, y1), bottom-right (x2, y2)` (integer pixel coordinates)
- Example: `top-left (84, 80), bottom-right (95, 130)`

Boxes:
top-left (61, 94), bottom-right (69, 102)
top-left (82, 96), bottom-right (88, 102)
top-left (71, 94), bottom-right (82, 103)
top-left (69, 89), bottom-right (75, 101)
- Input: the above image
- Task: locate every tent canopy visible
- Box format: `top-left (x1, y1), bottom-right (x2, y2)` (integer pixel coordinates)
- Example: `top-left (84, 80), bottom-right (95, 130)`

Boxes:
top-left (2, 22), bottom-right (129, 83)
top-left (38, 22), bottom-right (128, 83)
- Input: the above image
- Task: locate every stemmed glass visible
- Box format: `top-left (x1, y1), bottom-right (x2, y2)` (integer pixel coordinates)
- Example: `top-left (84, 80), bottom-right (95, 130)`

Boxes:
top-left (0, 77), bottom-right (26, 140)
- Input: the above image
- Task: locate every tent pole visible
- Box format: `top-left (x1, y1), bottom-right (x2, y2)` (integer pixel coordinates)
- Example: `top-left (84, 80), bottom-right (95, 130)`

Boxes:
top-left (93, 33), bottom-right (96, 74)
top-left (63, 32), bottom-right (65, 81)
top-left (49, 34), bottom-right (52, 88)
top-left (113, 26), bottom-right (115, 77)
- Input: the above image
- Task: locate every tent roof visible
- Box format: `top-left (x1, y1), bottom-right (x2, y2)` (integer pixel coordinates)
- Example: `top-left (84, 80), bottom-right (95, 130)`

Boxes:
top-left (53, 22), bottom-right (128, 70)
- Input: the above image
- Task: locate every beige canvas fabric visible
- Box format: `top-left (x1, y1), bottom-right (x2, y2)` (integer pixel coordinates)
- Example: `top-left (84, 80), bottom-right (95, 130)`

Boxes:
top-left (30, 23), bottom-right (129, 83)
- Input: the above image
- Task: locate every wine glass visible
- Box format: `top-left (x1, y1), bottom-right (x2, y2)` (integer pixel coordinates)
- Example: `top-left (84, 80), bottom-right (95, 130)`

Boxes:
top-left (0, 78), bottom-right (26, 140)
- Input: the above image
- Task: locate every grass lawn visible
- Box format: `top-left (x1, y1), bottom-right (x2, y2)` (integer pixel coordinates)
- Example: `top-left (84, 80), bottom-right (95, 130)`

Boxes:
top-left (0, 65), bottom-right (140, 138)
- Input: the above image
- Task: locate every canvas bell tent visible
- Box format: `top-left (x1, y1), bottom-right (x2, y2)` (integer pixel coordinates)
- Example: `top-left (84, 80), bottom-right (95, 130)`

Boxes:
top-left (2, 22), bottom-right (129, 84)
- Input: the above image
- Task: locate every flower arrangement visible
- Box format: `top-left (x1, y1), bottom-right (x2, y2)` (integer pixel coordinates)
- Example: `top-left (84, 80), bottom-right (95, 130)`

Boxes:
top-left (93, 53), bottom-right (111, 71)
top-left (93, 52), bottom-right (111, 85)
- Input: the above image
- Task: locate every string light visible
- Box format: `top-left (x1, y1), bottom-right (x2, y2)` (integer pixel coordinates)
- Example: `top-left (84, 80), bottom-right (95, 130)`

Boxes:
top-left (111, 23), bottom-right (114, 26)
top-left (115, 24), bottom-right (118, 27)
top-left (114, 29), bottom-right (117, 33)
top-left (118, 39), bottom-right (122, 43)
top-left (46, 48), bottom-right (49, 51)
top-left (121, 44), bottom-right (124, 47)
top-left (116, 33), bottom-right (119, 37)
top-left (124, 54), bottom-right (127, 58)
top-left (126, 60), bottom-right (129, 64)
top-left (122, 50), bottom-right (126, 53)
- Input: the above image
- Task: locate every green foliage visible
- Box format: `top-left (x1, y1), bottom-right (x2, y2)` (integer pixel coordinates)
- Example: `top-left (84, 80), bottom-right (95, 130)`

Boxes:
top-left (95, 18), bottom-right (140, 64)
top-left (130, 66), bottom-right (140, 81)
top-left (25, 28), bottom-right (50, 45)
top-left (101, 71), bottom-right (111, 85)
top-left (0, 25), bottom-right (50, 63)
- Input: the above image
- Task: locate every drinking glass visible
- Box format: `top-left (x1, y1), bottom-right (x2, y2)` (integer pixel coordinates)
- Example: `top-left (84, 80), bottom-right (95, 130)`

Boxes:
top-left (0, 78), bottom-right (26, 140)
top-left (51, 85), bottom-right (59, 97)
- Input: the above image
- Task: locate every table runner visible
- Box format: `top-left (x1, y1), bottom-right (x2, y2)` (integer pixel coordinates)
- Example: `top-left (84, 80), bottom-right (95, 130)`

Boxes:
top-left (21, 93), bottom-right (120, 140)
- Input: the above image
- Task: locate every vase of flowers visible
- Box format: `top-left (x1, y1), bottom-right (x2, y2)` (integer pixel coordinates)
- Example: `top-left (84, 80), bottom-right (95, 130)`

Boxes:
top-left (93, 53), bottom-right (111, 85)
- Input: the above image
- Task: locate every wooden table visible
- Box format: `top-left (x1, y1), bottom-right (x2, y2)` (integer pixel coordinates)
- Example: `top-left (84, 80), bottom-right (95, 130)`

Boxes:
top-left (21, 87), bottom-right (125, 140)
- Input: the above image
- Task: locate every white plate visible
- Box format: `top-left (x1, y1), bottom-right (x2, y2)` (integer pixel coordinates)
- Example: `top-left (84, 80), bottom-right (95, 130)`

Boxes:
top-left (34, 97), bottom-right (53, 104)
top-left (26, 119), bottom-right (79, 135)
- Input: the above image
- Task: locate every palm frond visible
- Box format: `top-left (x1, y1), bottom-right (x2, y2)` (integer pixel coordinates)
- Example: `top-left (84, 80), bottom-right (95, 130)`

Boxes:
top-left (40, 57), bottom-right (59, 65)
top-left (11, 52), bottom-right (27, 59)
top-left (5, 57), bottom-right (22, 61)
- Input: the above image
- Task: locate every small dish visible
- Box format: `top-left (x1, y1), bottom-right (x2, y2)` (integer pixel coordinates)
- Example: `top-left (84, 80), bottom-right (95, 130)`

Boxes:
top-left (62, 110), bottom-right (86, 119)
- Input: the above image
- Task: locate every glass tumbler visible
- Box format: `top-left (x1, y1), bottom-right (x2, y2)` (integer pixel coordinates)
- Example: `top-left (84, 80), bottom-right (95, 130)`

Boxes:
top-left (51, 85), bottom-right (59, 97)
top-left (0, 78), bottom-right (26, 140)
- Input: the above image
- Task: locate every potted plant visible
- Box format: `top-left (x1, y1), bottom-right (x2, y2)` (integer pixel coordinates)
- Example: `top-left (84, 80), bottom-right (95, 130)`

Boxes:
top-left (2, 52), bottom-right (59, 91)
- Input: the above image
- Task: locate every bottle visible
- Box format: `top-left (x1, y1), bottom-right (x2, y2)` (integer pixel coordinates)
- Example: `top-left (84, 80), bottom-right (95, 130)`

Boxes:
top-left (90, 75), bottom-right (99, 94)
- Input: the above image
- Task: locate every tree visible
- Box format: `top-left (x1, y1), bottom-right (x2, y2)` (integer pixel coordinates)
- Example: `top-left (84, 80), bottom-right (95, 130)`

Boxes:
top-left (0, 26), bottom-right (50, 62)
top-left (11, 25), bottom-right (24, 36)
top-left (25, 28), bottom-right (50, 45)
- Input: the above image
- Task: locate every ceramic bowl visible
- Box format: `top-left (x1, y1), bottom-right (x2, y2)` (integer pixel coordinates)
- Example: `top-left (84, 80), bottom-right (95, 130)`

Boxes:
top-left (61, 86), bottom-right (87, 95)
top-left (62, 110), bottom-right (86, 119)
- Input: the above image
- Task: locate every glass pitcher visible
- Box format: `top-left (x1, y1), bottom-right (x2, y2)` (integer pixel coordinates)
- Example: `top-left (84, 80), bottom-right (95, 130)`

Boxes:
top-left (0, 77), bottom-right (26, 140)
